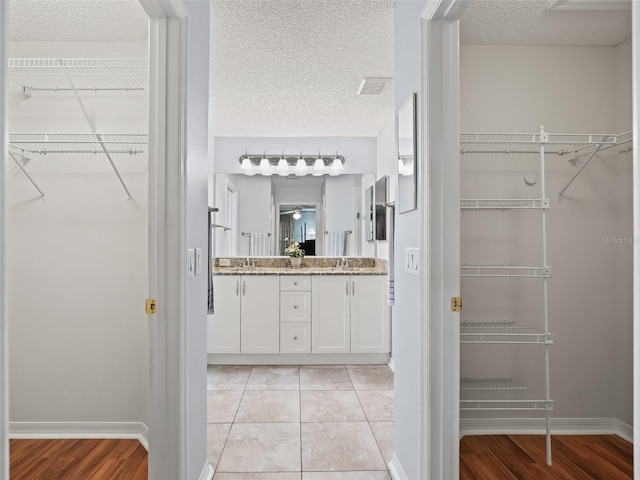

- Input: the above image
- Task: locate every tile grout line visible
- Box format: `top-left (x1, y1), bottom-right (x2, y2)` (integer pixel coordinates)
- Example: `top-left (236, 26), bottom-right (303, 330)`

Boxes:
top-left (212, 366), bottom-right (252, 476)
top-left (298, 365), bottom-right (303, 477)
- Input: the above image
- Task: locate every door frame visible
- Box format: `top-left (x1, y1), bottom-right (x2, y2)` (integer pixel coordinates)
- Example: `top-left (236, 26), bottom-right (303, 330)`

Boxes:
top-left (633, 3), bottom-right (639, 477)
top-left (418, 1), bottom-right (465, 478)
top-left (140, 1), bottom-right (213, 479)
top-left (0, 2), bottom-right (9, 478)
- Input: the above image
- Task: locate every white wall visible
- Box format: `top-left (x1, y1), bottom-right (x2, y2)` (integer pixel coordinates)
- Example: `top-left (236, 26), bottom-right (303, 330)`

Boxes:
top-left (391, 2), bottom-right (425, 479)
top-left (8, 41), bottom-right (149, 426)
top-left (325, 175), bottom-right (358, 255)
top-left (235, 175), bottom-right (273, 255)
top-left (459, 43), bottom-right (632, 425)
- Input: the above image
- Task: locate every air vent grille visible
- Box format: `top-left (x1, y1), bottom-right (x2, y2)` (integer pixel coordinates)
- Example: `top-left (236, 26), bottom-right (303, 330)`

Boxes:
top-left (356, 77), bottom-right (391, 95)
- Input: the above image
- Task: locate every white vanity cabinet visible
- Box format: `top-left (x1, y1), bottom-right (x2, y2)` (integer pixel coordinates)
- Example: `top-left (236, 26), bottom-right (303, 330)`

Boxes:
top-left (208, 275), bottom-right (280, 354)
top-left (311, 275), bottom-right (389, 354)
top-left (208, 275), bottom-right (241, 354)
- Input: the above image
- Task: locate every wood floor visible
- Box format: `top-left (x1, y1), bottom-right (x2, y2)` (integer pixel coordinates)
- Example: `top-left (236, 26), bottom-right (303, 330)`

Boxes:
top-left (9, 435), bottom-right (632, 479)
top-left (10, 439), bottom-right (147, 480)
top-left (461, 435), bottom-right (633, 480)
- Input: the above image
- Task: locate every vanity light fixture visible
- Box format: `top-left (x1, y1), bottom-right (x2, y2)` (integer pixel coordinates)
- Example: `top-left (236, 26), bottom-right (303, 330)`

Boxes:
top-left (238, 152), bottom-right (345, 177)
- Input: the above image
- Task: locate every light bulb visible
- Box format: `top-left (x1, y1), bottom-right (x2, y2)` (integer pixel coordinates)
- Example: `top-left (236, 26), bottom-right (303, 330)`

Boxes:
top-left (259, 156), bottom-right (272, 176)
top-left (295, 157), bottom-right (307, 176)
top-left (313, 157), bottom-right (325, 176)
top-left (241, 157), bottom-right (252, 170)
top-left (277, 157), bottom-right (289, 176)
top-left (293, 211), bottom-right (302, 220)
top-left (330, 157), bottom-right (343, 176)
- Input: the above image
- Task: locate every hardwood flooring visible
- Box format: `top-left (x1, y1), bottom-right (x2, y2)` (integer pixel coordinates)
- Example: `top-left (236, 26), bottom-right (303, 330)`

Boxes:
top-left (461, 435), bottom-right (633, 480)
top-left (10, 439), bottom-right (147, 480)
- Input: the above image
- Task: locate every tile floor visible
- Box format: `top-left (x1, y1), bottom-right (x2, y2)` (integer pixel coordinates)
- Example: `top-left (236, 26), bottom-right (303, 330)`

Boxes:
top-left (207, 364), bottom-right (394, 480)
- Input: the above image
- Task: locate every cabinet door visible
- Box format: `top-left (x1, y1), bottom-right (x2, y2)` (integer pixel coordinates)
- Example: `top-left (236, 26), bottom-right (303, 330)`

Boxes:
top-left (208, 276), bottom-right (241, 354)
top-left (311, 275), bottom-right (350, 353)
top-left (350, 276), bottom-right (390, 353)
top-left (241, 276), bottom-right (280, 354)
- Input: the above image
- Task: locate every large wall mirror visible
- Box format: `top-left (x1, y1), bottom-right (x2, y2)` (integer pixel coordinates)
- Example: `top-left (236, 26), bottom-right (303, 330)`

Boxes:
top-left (398, 92), bottom-right (417, 213)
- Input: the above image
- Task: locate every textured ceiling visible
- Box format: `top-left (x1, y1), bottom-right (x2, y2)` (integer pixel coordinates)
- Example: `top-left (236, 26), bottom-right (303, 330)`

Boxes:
top-left (209, 0), bottom-right (395, 137)
top-left (9, 0), bottom-right (148, 41)
top-left (460, 0), bottom-right (631, 46)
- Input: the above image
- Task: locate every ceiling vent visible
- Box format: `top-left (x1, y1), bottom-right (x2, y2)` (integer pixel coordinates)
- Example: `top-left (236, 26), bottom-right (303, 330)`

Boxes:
top-left (547, 0), bottom-right (630, 10)
top-left (356, 77), bottom-right (392, 95)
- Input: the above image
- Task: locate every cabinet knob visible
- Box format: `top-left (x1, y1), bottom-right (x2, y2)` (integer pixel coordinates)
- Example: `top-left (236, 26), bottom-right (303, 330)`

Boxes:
top-left (294, 282), bottom-right (298, 285)
top-left (294, 336), bottom-right (298, 340)
top-left (294, 305), bottom-right (298, 309)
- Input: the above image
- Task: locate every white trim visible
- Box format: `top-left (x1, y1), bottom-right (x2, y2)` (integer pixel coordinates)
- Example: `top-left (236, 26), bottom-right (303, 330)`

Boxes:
top-left (9, 422), bottom-right (149, 450)
top-left (208, 353), bottom-right (390, 365)
top-left (388, 453), bottom-right (409, 480)
top-left (0, 3), bottom-right (8, 479)
top-left (460, 417), bottom-right (633, 443)
top-left (633, 0), bottom-right (640, 475)
top-left (419, 3), bottom-right (462, 479)
top-left (388, 357), bottom-right (395, 373)
top-left (198, 463), bottom-right (214, 480)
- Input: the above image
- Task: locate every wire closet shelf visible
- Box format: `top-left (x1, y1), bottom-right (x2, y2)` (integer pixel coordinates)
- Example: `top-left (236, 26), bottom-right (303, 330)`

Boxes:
top-left (460, 321), bottom-right (554, 345)
top-left (460, 131), bottom-right (632, 156)
top-left (8, 58), bottom-right (148, 93)
top-left (460, 378), bottom-right (554, 412)
top-left (9, 133), bottom-right (148, 155)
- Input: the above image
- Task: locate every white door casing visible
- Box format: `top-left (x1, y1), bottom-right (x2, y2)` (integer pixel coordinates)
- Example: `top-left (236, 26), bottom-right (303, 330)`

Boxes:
top-left (141, 1), bottom-right (212, 479)
top-left (0, 2), bottom-right (9, 479)
top-left (633, 3), bottom-right (640, 478)
top-left (419, 0), bottom-right (465, 478)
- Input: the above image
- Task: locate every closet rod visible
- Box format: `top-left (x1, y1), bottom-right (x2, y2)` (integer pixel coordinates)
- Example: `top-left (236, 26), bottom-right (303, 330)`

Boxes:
top-left (63, 63), bottom-right (133, 202)
top-left (8, 152), bottom-right (45, 201)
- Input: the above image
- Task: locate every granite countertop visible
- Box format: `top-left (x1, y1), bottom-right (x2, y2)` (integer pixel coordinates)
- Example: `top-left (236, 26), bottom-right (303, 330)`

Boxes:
top-left (213, 257), bottom-right (387, 276)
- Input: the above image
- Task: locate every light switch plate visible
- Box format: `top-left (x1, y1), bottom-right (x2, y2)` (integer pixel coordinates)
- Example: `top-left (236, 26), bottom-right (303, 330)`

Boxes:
top-left (188, 249), bottom-right (195, 277)
top-left (405, 247), bottom-right (419, 275)
top-left (195, 248), bottom-right (202, 275)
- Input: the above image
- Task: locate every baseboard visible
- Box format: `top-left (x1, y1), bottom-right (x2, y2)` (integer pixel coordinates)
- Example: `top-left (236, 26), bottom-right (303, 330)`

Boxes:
top-left (388, 357), bottom-right (395, 373)
top-left (208, 353), bottom-right (391, 365)
top-left (198, 462), bottom-right (214, 480)
top-left (9, 421), bottom-right (149, 450)
top-left (460, 417), bottom-right (633, 442)
top-left (388, 453), bottom-right (409, 480)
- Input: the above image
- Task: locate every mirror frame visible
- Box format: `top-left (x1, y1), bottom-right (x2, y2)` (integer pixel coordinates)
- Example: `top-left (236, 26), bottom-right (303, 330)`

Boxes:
top-left (398, 92), bottom-right (418, 213)
top-left (365, 185), bottom-right (374, 242)
top-left (375, 175), bottom-right (389, 241)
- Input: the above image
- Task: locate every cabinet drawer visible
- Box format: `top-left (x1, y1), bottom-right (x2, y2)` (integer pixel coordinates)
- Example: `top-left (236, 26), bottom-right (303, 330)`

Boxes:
top-left (280, 323), bottom-right (311, 354)
top-left (280, 275), bottom-right (311, 291)
top-left (280, 292), bottom-right (311, 323)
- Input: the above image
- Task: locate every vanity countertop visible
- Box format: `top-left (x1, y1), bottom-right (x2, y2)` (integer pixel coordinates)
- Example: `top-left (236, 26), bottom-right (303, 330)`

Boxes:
top-left (213, 257), bottom-right (387, 276)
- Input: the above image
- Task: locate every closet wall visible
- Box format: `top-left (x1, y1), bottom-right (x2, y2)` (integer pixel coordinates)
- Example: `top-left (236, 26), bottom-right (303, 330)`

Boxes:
top-left (460, 41), bottom-right (632, 426)
top-left (7, 40), bottom-right (149, 428)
